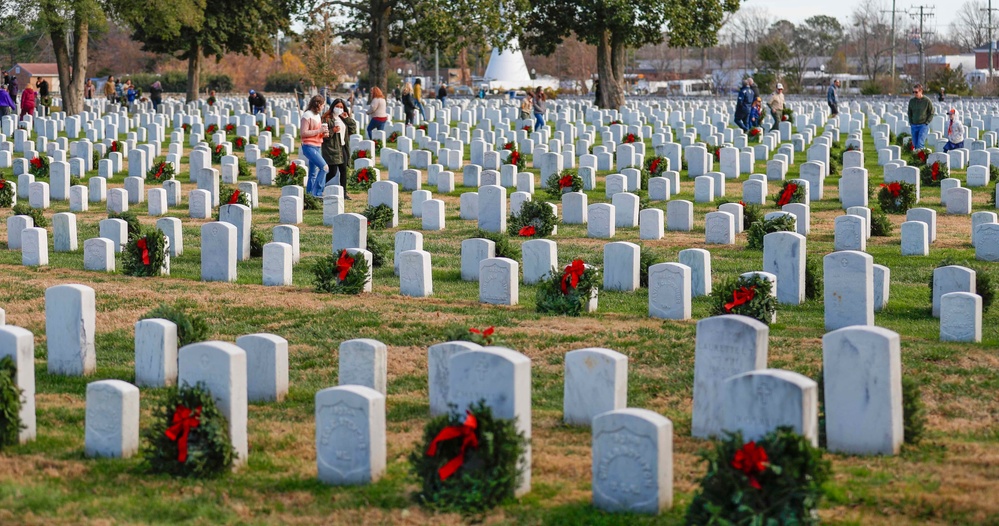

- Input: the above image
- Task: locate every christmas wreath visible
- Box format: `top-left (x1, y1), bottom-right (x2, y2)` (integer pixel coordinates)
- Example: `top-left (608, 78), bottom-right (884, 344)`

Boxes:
top-left (146, 161), bottom-right (176, 183)
top-left (522, 125), bottom-right (532, 133)
top-left (351, 149), bottom-right (372, 164)
top-left (0, 178), bottom-right (13, 208)
top-left (877, 181), bottom-right (917, 214)
top-left (746, 214), bottom-right (796, 250)
top-left (748, 127), bottom-right (763, 143)
top-left (206, 124), bottom-right (219, 136)
top-left (535, 260), bottom-right (600, 316)
top-left (502, 142), bottom-right (526, 171)
top-left (644, 155), bottom-right (668, 178)
top-left (780, 108), bottom-right (793, 122)
top-left (12, 203), bottom-right (47, 227)
top-left (265, 146), bottom-right (289, 168)
top-left (313, 250), bottom-right (370, 295)
top-left (907, 146), bottom-right (931, 167)
top-left (707, 144), bottom-right (722, 163)
top-left (622, 133), bottom-right (639, 144)
top-left (387, 131), bottom-right (400, 144)
top-left (709, 274), bottom-right (777, 324)
top-left (142, 383), bottom-right (236, 478)
top-left (220, 186), bottom-right (250, 208)
top-left (108, 140), bottom-right (122, 155)
top-left (0, 355), bottom-right (24, 451)
top-left (237, 159), bottom-right (252, 180)
top-left (211, 144), bottom-right (226, 164)
top-left (206, 96), bottom-right (216, 107)
top-left (608, 120), bottom-right (623, 126)
top-left (507, 200), bottom-right (559, 238)
top-left (409, 401), bottom-right (527, 513)
top-left (263, 125), bottom-right (273, 134)
top-left (363, 204), bottom-right (394, 230)
top-left (686, 427), bottom-right (830, 525)
top-left (109, 210), bottom-right (141, 240)
top-left (275, 162), bottom-right (306, 187)
top-left (545, 169), bottom-right (582, 200)
top-left (773, 180), bottom-right (806, 207)
top-left (181, 123), bottom-right (191, 134)
top-left (224, 124), bottom-right (236, 136)
top-left (29, 156), bottom-right (49, 178)
top-left (233, 137), bottom-right (248, 151)
top-left (920, 160), bottom-right (949, 186)
top-left (348, 167), bottom-right (376, 191)
top-left (417, 124), bottom-right (428, 133)
top-left (122, 229), bottom-right (168, 277)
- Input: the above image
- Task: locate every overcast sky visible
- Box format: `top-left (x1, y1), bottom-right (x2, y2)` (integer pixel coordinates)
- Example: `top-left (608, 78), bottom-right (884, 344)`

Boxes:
top-left (747, 0), bottom-right (958, 36)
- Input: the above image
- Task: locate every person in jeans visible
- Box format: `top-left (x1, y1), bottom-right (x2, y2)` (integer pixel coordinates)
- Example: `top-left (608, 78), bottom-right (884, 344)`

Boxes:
top-left (322, 98), bottom-right (357, 199)
top-left (532, 86), bottom-right (546, 131)
top-left (413, 78), bottom-right (426, 120)
top-left (908, 83), bottom-right (934, 150)
top-left (827, 79), bottom-right (840, 117)
top-left (401, 82), bottom-right (417, 125)
top-left (300, 95), bottom-right (330, 197)
top-left (366, 86), bottom-right (388, 138)
top-left (767, 83), bottom-right (785, 131)
top-left (943, 108), bottom-right (964, 153)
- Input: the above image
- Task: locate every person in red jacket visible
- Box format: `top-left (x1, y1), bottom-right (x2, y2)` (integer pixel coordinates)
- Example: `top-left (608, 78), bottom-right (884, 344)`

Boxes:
top-left (18, 85), bottom-right (35, 121)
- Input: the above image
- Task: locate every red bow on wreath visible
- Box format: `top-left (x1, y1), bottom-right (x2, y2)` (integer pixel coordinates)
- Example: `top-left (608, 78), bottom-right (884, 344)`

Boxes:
top-left (750, 128), bottom-right (760, 136)
top-left (917, 150), bottom-right (927, 163)
top-left (714, 149), bottom-right (720, 161)
top-left (336, 250), bottom-right (354, 281)
top-left (650, 158), bottom-right (660, 174)
top-left (561, 259), bottom-right (585, 294)
top-left (154, 163), bottom-right (165, 179)
top-left (558, 175), bottom-right (574, 189)
top-left (732, 441), bottom-right (768, 490)
top-left (504, 142), bottom-right (514, 150)
top-left (357, 168), bottom-right (370, 182)
top-left (724, 286), bottom-right (756, 313)
top-left (426, 411), bottom-right (480, 481)
top-left (165, 405), bottom-right (202, 463)
top-left (0, 180), bottom-right (5, 189)
top-left (880, 182), bottom-right (901, 197)
top-left (518, 225), bottom-right (536, 237)
top-left (30, 157), bottom-right (43, 168)
top-left (270, 147), bottom-right (282, 157)
top-left (931, 162), bottom-right (940, 181)
top-left (469, 326), bottom-right (494, 338)
top-left (510, 151), bottom-right (520, 165)
top-left (777, 183), bottom-right (798, 207)
top-left (136, 237), bottom-right (151, 266)
top-left (228, 190), bottom-right (241, 204)
top-left (357, 150), bottom-right (367, 159)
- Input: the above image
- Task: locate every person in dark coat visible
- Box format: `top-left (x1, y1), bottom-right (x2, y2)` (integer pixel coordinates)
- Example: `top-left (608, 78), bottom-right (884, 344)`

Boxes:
top-left (321, 98), bottom-right (358, 199)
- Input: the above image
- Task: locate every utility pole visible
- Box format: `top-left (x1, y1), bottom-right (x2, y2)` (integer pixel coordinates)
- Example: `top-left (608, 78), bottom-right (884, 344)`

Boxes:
top-left (983, 1), bottom-right (998, 80)
top-left (909, 5), bottom-right (934, 84)
top-left (883, 1), bottom-right (899, 87)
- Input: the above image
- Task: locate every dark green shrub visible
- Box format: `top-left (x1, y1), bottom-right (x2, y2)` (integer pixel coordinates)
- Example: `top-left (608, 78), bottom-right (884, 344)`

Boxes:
top-left (902, 376), bottom-right (926, 445)
top-left (108, 210), bottom-right (141, 241)
top-left (367, 235), bottom-right (389, 268)
top-left (140, 303), bottom-right (210, 347)
top-left (746, 215), bottom-right (796, 250)
top-left (805, 257), bottom-right (822, 300)
top-left (870, 210), bottom-right (894, 236)
top-left (0, 356), bottom-right (24, 451)
top-left (473, 230), bottom-right (521, 260)
top-left (11, 203), bottom-right (47, 227)
top-left (264, 72), bottom-right (301, 92)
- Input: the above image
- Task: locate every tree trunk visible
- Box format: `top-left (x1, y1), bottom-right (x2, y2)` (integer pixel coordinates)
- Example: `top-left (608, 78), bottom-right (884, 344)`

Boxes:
top-left (50, 15), bottom-right (89, 116)
top-left (50, 26), bottom-right (72, 112)
top-left (595, 31), bottom-right (623, 109)
top-left (368, 0), bottom-right (391, 91)
top-left (608, 36), bottom-right (627, 109)
top-left (186, 41), bottom-right (201, 104)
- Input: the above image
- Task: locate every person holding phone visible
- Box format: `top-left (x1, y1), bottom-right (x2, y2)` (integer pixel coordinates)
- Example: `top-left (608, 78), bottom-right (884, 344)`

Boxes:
top-left (322, 98), bottom-right (357, 199)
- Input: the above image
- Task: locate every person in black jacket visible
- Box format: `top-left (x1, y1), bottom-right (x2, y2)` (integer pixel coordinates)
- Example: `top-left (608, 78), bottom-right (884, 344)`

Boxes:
top-left (150, 81), bottom-right (163, 111)
top-left (248, 90), bottom-right (266, 115)
top-left (401, 82), bottom-right (417, 125)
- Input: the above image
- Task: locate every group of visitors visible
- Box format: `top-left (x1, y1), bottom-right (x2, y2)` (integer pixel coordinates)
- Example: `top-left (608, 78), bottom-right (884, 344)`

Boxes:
top-left (102, 76), bottom-right (142, 108)
top-left (0, 73), bottom-right (43, 120)
top-left (299, 95), bottom-right (356, 200)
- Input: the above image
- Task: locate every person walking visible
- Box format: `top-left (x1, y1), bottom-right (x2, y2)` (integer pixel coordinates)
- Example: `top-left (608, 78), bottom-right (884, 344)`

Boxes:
top-left (532, 86), bottom-right (546, 131)
top-left (35, 77), bottom-right (49, 117)
top-left (437, 83), bottom-right (448, 107)
top-left (908, 83), bottom-right (934, 150)
top-left (104, 76), bottom-right (116, 102)
top-left (366, 86), bottom-right (388, 138)
top-left (943, 108), bottom-right (964, 153)
top-left (768, 83), bottom-right (785, 131)
top-left (149, 81), bottom-right (163, 111)
top-left (18, 84), bottom-right (35, 121)
top-left (734, 78), bottom-right (753, 131)
top-left (827, 79), bottom-right (840, 117)
top-left (300, 95), bottom-right (330, 197)
top-left (0, 85), bottom-right (15, 117)
top-left (115, 79), bottom-right (124, 105)
top-left (413, 78), bottom-right (426, 120)
top-left (938, 87), bottom-right (946, 103)
top-left (85, 79), bottom-right (95, 99)
top-left (294, 78), bottom-right (305, 110)
top-left (321, 98), bottom-right (357, 199)
top-left (401, 82), bottom-right (417, 125)
top-left (125, 80), bottom-right (137, 109)
top-left (748, 97), bottom-right (763, 129)
top-left (520, 92), bottom-right (533, 122)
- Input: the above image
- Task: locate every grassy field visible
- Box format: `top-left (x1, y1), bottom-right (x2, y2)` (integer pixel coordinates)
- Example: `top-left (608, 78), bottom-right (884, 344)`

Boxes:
top-left (0, 115), bottom-right (998, 525)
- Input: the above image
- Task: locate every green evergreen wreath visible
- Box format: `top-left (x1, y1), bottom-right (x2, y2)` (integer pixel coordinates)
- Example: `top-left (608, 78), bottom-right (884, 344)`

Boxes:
top-left (122, 229), bottom-right (168, 277)
top-left (773, 180), bottom-right (806, 207)
top-left (348, 167), bottom-right (376, 191)
top-left (313, 250), bottom-right (370, 294)
top-left (507, 200), bottom-right (559, 238)
top-left (142, 383), bottom-right (235, 478)
top-left (544, 169), bottom-right (582, 200)
top-left (0, 177), bottom-right (14, 208)
top-left (28, 156), bottom-right (49, 178)
top-left (275, 161), bottom-right (306, 187)
top-left (219, 186), bottom-right (250, 208)
top-left (0, 355), bottom-right (24, 451)
top-left (502, 142), bottom-right (526, 171)
top-left (367, 235), bottom-right (389, 267)
top-left (146, 161), bottom-right (176, 183)
top-left (12, 203), bottom-right (47, 227)
top-left (919, 160), bottom-right (950, 187)
top-left (363, 204), bottom-right (394, 230)
top-left (535, 261), bottom-right (600, 316)
top-left (303, 193), bottom-right (321, 210)
top-left (906, 146), bottom-right (931, 167)
top-left (140, 303), bottom-right (210, 347)
top-left (238, 159), bottom-right (252, 180)
top-left (350, 148), bottom-right (373, 164)
top-left (264, 146), bottom-right (289, 168)
top-left (210, 144), bottom-right (226, 164)
top-left (473, 229), bottom-right (521, 260)
top-left (709, 274), bottom-right (777, 324)
top-left (409, 401), bottom-right (526, 513)
top-left (877, 181), bottom-right (917, 214)
top-left (108, 210), bottom-right (142, 241)
top-left (232, 137), bottom-right (249, 152)
top-left (746, 214), bottom-right (796, 250)
top-left (685, 427), bottom-right (831, 525)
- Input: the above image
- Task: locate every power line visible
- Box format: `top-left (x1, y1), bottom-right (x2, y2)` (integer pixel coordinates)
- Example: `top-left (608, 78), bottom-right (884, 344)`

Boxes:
top-left (909, 5), bottom-right (934, 84)
top-left (983, 1), bottom-right (999, 80)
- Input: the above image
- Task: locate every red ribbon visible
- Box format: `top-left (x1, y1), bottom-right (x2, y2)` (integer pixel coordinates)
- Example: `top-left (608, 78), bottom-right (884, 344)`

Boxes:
top-left (469, 326), bottom-right (494, 337)
top-left (650, 158), bottom-right (660, 174)
top-left (732, 441), bottom-right (768, 490)
top-left (558, 175), bottom-right (574, 188)
top-left (880, 182), bottom-right (901, 197)
top-left (504, 142), bottom-right (514, 151)
top-left (110, 141), bottom-right (118, 152)
top-left (30, 157), bottom-right (43, 168)
top-left (357, 150), bottom-right (367, 158)
top-left (155, 163), bottom-right (165, 179)
top-left (357, 168), bottom-right (370, 182)
top-left (561, 259), bottom-right (585, 294)
top-left (917, 150), bottom-right (927, 163)
top-left (270, 147), bottom-right (282, 157)
top-left (626, 134), bottom-right (636, 143)
top-left (714, 149), bottom-right (720, 161)
top-left (777, 183), bottom-right (798, 207)
top-left (228, 190), bottom-right (241, 204)
top-left (336, 250), bottom-right (355, 281)
top-left (235, 138), bottom-right (244, 148)
top-left (0, 180), bottom-right (5, 189)
top-left (136, 238), bottom-right (151, 265)
top-left (750, 128), bottom-right (760, 136)
top-left (426, 411), bottom-right (479, 481)
top-left (518, 225), bottom-right (536, 237)
top-left (931, 162), bottom-right (940, 180)
top-left (164, 405), bottom-right (202, 463)
top-left (724, 286), bottom-right (756, 313)
top-left (510, 151), bottom-right (520, 166)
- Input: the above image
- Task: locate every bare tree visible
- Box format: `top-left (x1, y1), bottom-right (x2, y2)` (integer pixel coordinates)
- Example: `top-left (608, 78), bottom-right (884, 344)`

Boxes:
top-left (850, 0), bottom-right (894, 81)
top-left (950, 0), bottom-right (993, 51)
top-left (724, 6), bottom-right (774, 69)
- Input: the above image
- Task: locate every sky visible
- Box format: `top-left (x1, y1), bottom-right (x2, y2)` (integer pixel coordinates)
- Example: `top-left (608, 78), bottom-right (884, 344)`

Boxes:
top-left (745, 0), bottom-right (959, 37)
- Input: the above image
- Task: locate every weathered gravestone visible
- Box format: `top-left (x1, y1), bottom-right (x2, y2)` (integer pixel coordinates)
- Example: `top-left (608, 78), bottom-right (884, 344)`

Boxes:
top-left (46, 284), bottom-right (96, 375)
top-left (85, 379), bottom-right (140, 459)
top-left (314, 385), bottom-right (386, 485)
top-left (563, 348), bottom-right (627, 426)
top-left (591, 409), bottom-right (673, 515)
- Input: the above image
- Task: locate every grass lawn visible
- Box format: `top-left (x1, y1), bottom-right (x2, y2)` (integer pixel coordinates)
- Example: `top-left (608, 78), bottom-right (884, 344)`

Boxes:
top-left (0, 114), bottom-right (998, 525)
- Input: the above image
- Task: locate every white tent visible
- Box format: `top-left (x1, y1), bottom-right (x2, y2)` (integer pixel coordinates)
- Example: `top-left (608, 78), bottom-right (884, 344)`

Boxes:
top-left (483, 39), bottom-right (534, 90)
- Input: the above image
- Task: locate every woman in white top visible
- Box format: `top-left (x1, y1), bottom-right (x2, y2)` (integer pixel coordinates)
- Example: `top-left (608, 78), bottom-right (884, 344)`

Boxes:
top-left (365, 86), bottom-right (389, 138)
top-left (300, 95), bottom-right (330, 197)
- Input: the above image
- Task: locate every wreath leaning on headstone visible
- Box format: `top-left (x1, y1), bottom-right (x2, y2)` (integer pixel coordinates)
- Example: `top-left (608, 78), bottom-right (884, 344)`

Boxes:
top-left (0, 355), bottom-right (24, 451)
top-left (12, 203), bottom-right (47, 227)
top-left (219, 186), bottom-right (250, 208)
top-left (28, 155), bottom-right (49, 178)
top-left (877, 181), bottom-right (917, 214)
top-left (501, 141), bottom-right (526, 171)
top-left (210, 144), bottom-right (226, 164)
top-left (685, 427), bottom-right (831, 526)
top-left (122, 229), bottom-right (168, 277)
top-left (535, 260), bottom-right (600, 316)
top-left (773, 180), bottom-right (806, 207)
top-left (508, 200), bottom-right (559, 239)
top-left (0, 177), bottom-right (14, 208)
top-left (709, 274), bottom-right (777, 325)
top-left (313, 249), bottom-right (370, 295)
top-left (544, 169), bottom-right (582, 200)
top-left (746, 214), bottom-right (796, 251)
top-left (919, 160), bottom-right (950, 187)
top-left (146, 161), bottom-right (176, 184)
top-left (143, 383), bottom-right (235, 478)
top-left (233, 136), bottom-right (249, 152)
top-left (363, 204), bottom-right (394, 230)
top-left (409, 401), bottom-right (527, 513)
top-left (265, 146), bottom-right (289, 168)
top-left (275, 162), bottom-right (306, 187)
top-left (347, 167), bottom-right (376, 191)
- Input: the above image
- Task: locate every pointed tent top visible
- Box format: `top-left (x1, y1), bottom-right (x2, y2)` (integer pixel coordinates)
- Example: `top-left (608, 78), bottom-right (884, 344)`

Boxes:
top-left (483, 38), bottom-right (534, 90)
